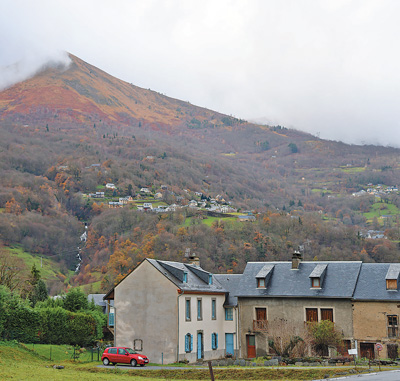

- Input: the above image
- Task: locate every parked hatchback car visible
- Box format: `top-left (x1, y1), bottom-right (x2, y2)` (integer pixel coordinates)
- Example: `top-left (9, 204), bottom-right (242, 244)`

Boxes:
top-left (101, 347), bottom-right (149, 367)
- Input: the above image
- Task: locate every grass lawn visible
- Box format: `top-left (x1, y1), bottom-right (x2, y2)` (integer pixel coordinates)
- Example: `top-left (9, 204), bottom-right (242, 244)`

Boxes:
top-left (0, 342), bottom-right (394, 381)
top-left (183, 215), bottom-right (238, 227)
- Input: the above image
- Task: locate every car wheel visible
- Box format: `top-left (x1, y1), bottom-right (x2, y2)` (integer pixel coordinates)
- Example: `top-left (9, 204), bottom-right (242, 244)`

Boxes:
top-left (103, 358), bottom-right (110, 366)
top-left (130, 359), bottom-right (137, 367)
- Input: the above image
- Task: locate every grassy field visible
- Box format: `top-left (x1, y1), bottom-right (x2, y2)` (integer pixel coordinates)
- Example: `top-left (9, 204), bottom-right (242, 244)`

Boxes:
top-left (4, 245), bottom-right (74, 283)
top-left (363, 201), bottom-right (400, 223)
top-left (0, 342), bottom-right (393, 380)
top-left (340, 166), bottom-right (366, 173)
top-left (183, 215), bottom-right (238, 227)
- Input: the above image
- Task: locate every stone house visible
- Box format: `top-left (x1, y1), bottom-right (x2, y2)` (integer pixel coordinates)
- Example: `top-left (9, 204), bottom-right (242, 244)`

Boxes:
top-left (352, 263), bottom-right (400, 359)
top-left (236, 255), bottom-right (360, 358)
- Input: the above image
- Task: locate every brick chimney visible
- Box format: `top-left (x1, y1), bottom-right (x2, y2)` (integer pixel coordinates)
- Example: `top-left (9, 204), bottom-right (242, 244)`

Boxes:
top-left (291, 250), bottom-right (302, 270)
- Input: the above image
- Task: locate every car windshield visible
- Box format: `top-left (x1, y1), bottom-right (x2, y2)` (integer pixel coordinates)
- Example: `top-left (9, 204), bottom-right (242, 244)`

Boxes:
top-left (125, 348), bottom-right (137, 354)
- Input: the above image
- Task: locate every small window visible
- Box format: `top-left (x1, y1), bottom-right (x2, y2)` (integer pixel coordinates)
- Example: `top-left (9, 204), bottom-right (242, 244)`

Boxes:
top-left (387, 279), bottom-right (398, 290)
top-left (183, 272), bottom-right (188, 283)
top-left (225, 308), bottom-right (233, 321)
top-left (197, 298), bottom-right (202, 320)
top-left (306, 308), bottom-right (318, 322)
top-left (108, 348), bottom-right (117, 354)
top-left (257, 278), bottom-right (266, 288)
top-left (209, 274), bottom-right (213, 285)
top-left (211, 332), bottom-right (218, 350)
top-left (118, 348), bottom-right (127, 355)
top-left (185, 298), bottom-right (191, 321)
top-left (321, 308), bottom-right (334, 322)
top-left (211, 299), bottom-right (216, 320)
top-left (388, 315), bottom-right (398, 338)
top-left (185, 333), bottom-right (193, 352)
top-left (311, 278), bottom-right (320, 288)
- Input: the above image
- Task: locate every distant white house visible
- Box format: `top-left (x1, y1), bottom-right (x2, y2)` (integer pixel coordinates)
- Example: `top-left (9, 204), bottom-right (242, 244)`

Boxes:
top-left (140, 187), bottom-right (151, 193)
top-left (106, 183), bottom-right (116, 189)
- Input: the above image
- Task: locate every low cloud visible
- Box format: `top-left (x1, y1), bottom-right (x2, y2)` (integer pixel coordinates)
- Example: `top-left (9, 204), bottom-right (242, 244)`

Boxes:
top-left (0, 50), bottom-right (70, 91)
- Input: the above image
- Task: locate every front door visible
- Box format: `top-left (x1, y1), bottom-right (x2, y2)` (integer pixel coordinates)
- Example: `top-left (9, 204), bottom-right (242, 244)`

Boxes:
top-left (360, 343), bottom-right (375, 359)
top-left (225, 333), bottom-right (234, 356)
top-left (197, 332), bottom-right (203, 360)
top-left (246, 334), bottom-right (256, 358)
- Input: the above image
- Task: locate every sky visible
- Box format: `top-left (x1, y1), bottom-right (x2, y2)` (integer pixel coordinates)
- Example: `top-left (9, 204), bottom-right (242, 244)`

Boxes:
top-left (1, 0), bottom-right (400, 147)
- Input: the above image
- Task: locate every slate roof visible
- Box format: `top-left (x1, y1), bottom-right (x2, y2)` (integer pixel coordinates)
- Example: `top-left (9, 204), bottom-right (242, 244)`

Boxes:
top-left (213, 274), bottom-right (242, 306)
top-left (236, 261), bottom-right (362, 299)
top-left (353, 263), bottom-right (400, 301)
top-left (147, 259), bottom-right (226, 293)
top-left (88, 294), bottom-right (114, 307)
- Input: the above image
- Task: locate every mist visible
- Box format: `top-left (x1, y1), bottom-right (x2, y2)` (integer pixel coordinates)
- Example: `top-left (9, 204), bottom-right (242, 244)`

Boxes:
top-left (1, 0), bottom-right (400, 147)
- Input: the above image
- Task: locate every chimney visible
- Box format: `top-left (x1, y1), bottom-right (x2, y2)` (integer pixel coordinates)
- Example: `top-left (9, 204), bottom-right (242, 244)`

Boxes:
top-left (292, 250), bottom-right (302, 270)
top-left (189, 254), bottom-right (200, 267)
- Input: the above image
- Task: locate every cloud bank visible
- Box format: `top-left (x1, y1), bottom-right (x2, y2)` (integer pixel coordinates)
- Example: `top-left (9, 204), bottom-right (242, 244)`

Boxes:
top-left (1, 0), bottom-right (400, 147)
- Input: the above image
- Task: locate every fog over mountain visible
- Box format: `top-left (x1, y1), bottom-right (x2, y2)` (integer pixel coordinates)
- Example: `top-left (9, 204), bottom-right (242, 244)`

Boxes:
top-left (1, 0), bottom-right (400, 147)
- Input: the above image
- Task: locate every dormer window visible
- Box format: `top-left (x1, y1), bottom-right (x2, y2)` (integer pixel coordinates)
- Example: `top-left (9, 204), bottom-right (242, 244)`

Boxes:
top-left (386, 264), bottom-right (400, 291)
top-left (208, 274), bottom-right (213, 285)
top-left (183, 272), bottom-right (188, 283)
top-left (311, 278), bottom-right (320, 288)
top-left (257, 278), bottom-right (266, 288)
top-left (309, 264), bottom-right (327, 289)
top-left (255, 264), bottom-right (274, 289)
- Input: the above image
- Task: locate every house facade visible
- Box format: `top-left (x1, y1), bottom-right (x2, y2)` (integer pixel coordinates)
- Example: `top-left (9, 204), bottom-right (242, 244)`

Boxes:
top-left (104, 258), bottom-right (238, 364)
top-left (236, 258), bottom-right (359, 358)
top-left (352, 263), bottom-right (400, 359)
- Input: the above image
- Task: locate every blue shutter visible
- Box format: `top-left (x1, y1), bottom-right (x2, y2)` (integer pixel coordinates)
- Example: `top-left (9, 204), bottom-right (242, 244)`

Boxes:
top-left (190, 334), bottom-right (193, 351)
top-left (216, 333), bottom-right (218, 349)
top-left (211, 333), bottom-right (215, 349)
top-left (185, 334), bottom-right (189, 352)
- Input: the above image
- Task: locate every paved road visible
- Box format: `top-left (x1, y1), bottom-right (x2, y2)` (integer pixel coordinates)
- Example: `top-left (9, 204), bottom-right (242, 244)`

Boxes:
top-left (314, 369), bottom-right (400, 380)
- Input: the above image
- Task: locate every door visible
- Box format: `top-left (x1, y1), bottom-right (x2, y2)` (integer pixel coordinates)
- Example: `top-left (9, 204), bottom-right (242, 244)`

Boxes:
top-left (360, 343), bottom-right (375, 359)
top-left (246, 334), bottom-right (256, 358)
top-left (197, 332), bottom-right (203, 360)
top-left (225, 333), bottom-right (234, 356)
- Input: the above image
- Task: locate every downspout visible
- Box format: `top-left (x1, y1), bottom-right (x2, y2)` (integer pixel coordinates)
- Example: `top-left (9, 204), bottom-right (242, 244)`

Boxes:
top-left (177, 289), bottom-right (184, 363)
top-left (237, 302), bottom-right (241, 358)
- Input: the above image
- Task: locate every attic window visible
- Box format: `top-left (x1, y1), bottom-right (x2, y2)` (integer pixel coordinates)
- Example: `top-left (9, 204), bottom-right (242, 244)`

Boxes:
top-left (257, 278), bottom-right (266, 288)
top-left (311, 278), bottom-right (320, 288)
top-left (387, 279), bottom-right (398, 290)
top-left (309, 264), bottom-right (327, 289)
top-left (386, 264), bottom-right (400, 291)
top-left (208, 274), bottom-right (213, 285)
top-left (183, 272), bottom-right (188, 283)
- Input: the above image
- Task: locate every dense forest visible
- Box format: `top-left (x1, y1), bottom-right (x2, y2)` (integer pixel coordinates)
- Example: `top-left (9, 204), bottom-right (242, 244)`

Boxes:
top-left (1, 54), bottom-right (400, 294)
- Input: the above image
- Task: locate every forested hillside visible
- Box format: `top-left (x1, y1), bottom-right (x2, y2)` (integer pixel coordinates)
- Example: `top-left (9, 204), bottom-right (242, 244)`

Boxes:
top-left (1, 54), bottom-right (400, 294)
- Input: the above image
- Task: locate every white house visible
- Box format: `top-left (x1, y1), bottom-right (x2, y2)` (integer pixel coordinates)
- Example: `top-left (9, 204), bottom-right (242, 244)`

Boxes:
top-left (106, 183), bottom-right (116, 189)
top-left (104, 258), bottom-right (239, 364)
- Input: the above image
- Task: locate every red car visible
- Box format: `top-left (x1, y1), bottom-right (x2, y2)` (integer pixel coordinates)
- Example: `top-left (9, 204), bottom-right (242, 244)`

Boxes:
top-left (101, 347), bottom-right (149, 367)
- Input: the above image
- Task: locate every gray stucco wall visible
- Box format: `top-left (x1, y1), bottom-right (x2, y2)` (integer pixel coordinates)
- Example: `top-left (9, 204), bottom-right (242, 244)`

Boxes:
top-left (115, 260), bottom-right (179, 364)
top-left (239, 297), bottom-right (353, 358)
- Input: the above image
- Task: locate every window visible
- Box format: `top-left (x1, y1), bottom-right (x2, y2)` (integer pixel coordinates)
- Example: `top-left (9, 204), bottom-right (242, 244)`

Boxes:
top-left (183, 272), bottom-right (188, 283)
top-left (387, 279), bottom-right (398, 290)
top-left (311, 278), bottom-right (320, 288)
top-left (306, 308), bottom-right (318, 322)
top-left (257, 278), bottom-right (266, 288)
top-left (253, 307), bottom-right (267, 331)
top-left (185, 333), bottom-right (193, 352)
top-left (185, 298), bottom-right (191, 321)
top-left (321, 308), bottom-right (334, 322)
top-left (211, 299), bottom-right (216, 320)
top-left (209, 274), bottom-right (213, 285)
top-left (118, 348), bottom-right (127, 355)
top-left (197, 298), bottom-right (202, 320)
top-left (211, 333), bottom-right (218, 350)
top-left (108, 348), bottom-right (117, 354)
top-left (388, 315), bottom-right (398, 337)
top-left (225, 308), bottom-right (233, 321)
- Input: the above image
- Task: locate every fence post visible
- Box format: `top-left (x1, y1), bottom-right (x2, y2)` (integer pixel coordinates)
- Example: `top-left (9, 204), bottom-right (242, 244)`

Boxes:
top-left (50, 346), bottom-right (52, 361)
top-left (98, 347), bottom-right (100, 362)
